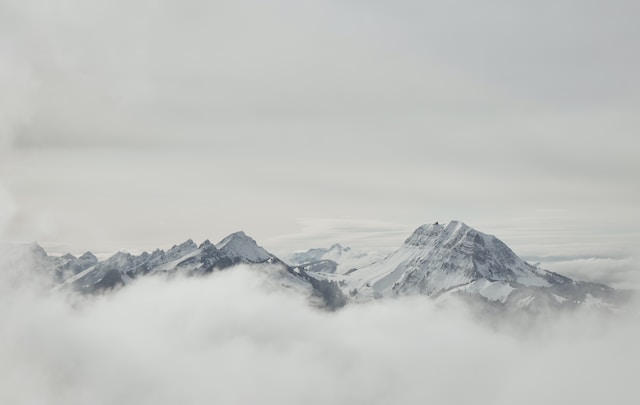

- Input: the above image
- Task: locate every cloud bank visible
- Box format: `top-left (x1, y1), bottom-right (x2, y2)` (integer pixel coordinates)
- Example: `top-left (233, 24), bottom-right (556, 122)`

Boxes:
top-left (1, 257), bottom-right (638, 405)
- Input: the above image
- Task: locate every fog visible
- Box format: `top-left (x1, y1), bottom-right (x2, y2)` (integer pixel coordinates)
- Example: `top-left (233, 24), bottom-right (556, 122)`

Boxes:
top-left (1, 258), bottom-right (638, 405)
top-left (1, 1), bottom-right (639, 401)
top-left (541, 257), bottom-right (640, 290)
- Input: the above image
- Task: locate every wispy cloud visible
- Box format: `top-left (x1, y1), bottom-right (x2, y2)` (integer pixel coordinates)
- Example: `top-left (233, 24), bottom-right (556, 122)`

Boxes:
top-left (267, 217), bottom-right (415, 254)
top-left (541, 257), bottom-right (640, 290)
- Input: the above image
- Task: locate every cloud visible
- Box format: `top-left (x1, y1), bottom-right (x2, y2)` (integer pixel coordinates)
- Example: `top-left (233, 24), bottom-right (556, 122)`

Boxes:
top-left (5, 0), bottom-right (639, 151)
top-left (541, 257), bottom-right (640, 290)
top-left (0, 43), bottom-right (37, 150)
top-left (267, 217), bottom-right (415, 254)
top-left (0, 184), bottom-right (18, 235)
top-left (1, 256), bottom-right (639, 405)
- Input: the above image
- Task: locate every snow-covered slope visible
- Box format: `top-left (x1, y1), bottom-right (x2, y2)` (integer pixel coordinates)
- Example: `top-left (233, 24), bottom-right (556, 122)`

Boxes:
top-left (343, 221), bottom-right (621, 308)
top-left (12, 221), bottom-right (628, 312)
top-left (67, 232), bottom-right (279, 293)
top-left (50, 231), bottom-right (346, 309)
top-left (216, 232), bottom-right (272, 263)
top-left (347, 221), bottom-right (549, 296)
top-left (288, 244), bottom-right (384, 274)
top-left (51, 251), bottom-right (98, 281)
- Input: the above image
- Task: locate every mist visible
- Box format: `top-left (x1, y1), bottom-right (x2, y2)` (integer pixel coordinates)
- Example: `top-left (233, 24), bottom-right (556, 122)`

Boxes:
top-left (1, 1), bottom-right (639, 401)
top-left (1, 0), bottom-right (639, 260)
top-left (1, 257), bottom-right (638, 405)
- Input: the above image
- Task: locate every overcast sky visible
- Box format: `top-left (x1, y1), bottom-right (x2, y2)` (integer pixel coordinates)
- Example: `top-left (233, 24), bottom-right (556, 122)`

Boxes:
top-left (1, 0), bottom-right (638, 285)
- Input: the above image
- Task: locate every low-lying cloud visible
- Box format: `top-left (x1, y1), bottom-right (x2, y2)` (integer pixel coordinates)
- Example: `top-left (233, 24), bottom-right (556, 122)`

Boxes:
top-left (542, 256), bottom-right (640, 290)
top-left (1, 257), bottom-right (638, 405)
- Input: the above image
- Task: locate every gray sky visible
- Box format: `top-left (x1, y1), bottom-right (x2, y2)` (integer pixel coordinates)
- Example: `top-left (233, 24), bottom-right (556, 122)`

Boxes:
top-left (1, 0), bottom-right (639, 285)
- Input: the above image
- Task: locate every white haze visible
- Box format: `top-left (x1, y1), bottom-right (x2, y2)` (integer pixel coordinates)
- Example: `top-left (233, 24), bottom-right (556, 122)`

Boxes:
top-left (1, 258), bottom-right (639, 405)
top-left (541, 257), bottom-right (640, 290)
top-left (1, 0), bottom-right (639, 273)
top-left (1, 1), bottom-right (638, 400)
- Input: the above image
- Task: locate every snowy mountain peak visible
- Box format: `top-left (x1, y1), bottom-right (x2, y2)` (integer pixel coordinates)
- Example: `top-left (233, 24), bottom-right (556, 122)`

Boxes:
top-left (216, 231), bottom-right (272, 263)
top-left (404, 220), bottom-right (473, 247)
top-left (106, 251), bottom-right (132, 265)
top-left (403, 223), bottom-right (444, 246)
top-left (198, 239), bottom-right (213, 249)
top-left (165, 239), bottom-right (199, 260)
top-left (407, 221), bottom-right (483, 249)
top-left (173, 239), bottom-right (197, 251)
top-left (79, 252), bottom-right (98, 262)
top-left (217, 231), bottom-right (248, 247)
top-left (348, 220), bottom-right (558, 300)
top-left (445, 220), bottom-right (471, 234)
top-left (28, 242), bottom-right (49, 259)
top-left (328, 243), bottom-right (351, 254)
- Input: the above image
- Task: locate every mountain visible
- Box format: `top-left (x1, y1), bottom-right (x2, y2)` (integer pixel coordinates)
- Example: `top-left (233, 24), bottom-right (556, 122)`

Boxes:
top-left (340, 221), bottom-right (625, 310)
top-left (49, 232), bottom-right (346, 309)
top-left (52, 251), bottom-right (98, 282)
top-left (289, 244), bottom-right (352, 265)
top-left (0, 242), bottom-right (58, 288)
top-left (288, 244), bottom-right (384, 274)
top-left (12, 221), bottom-right (631, 312)
top-left (217, 232), bottom-right (272, 263)
top-left (64, 233), bottom-right (284, 293)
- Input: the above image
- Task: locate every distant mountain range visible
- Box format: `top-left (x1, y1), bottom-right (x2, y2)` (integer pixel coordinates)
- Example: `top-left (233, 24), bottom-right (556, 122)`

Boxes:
top-left (287, 243), bottom-right (385, 275)
top-left (7, 221), bottom-right (632, 312)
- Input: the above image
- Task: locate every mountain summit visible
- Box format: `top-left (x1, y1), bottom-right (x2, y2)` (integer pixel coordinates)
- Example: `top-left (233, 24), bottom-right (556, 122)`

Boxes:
top-left (332, 221), bottom-right (621, 309)
top-left (216, 231), bottom-right (272, 263)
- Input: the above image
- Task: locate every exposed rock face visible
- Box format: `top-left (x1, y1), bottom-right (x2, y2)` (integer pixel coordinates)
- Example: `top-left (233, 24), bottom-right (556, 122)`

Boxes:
top-left (339, 221), bottom-right (624, 310)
